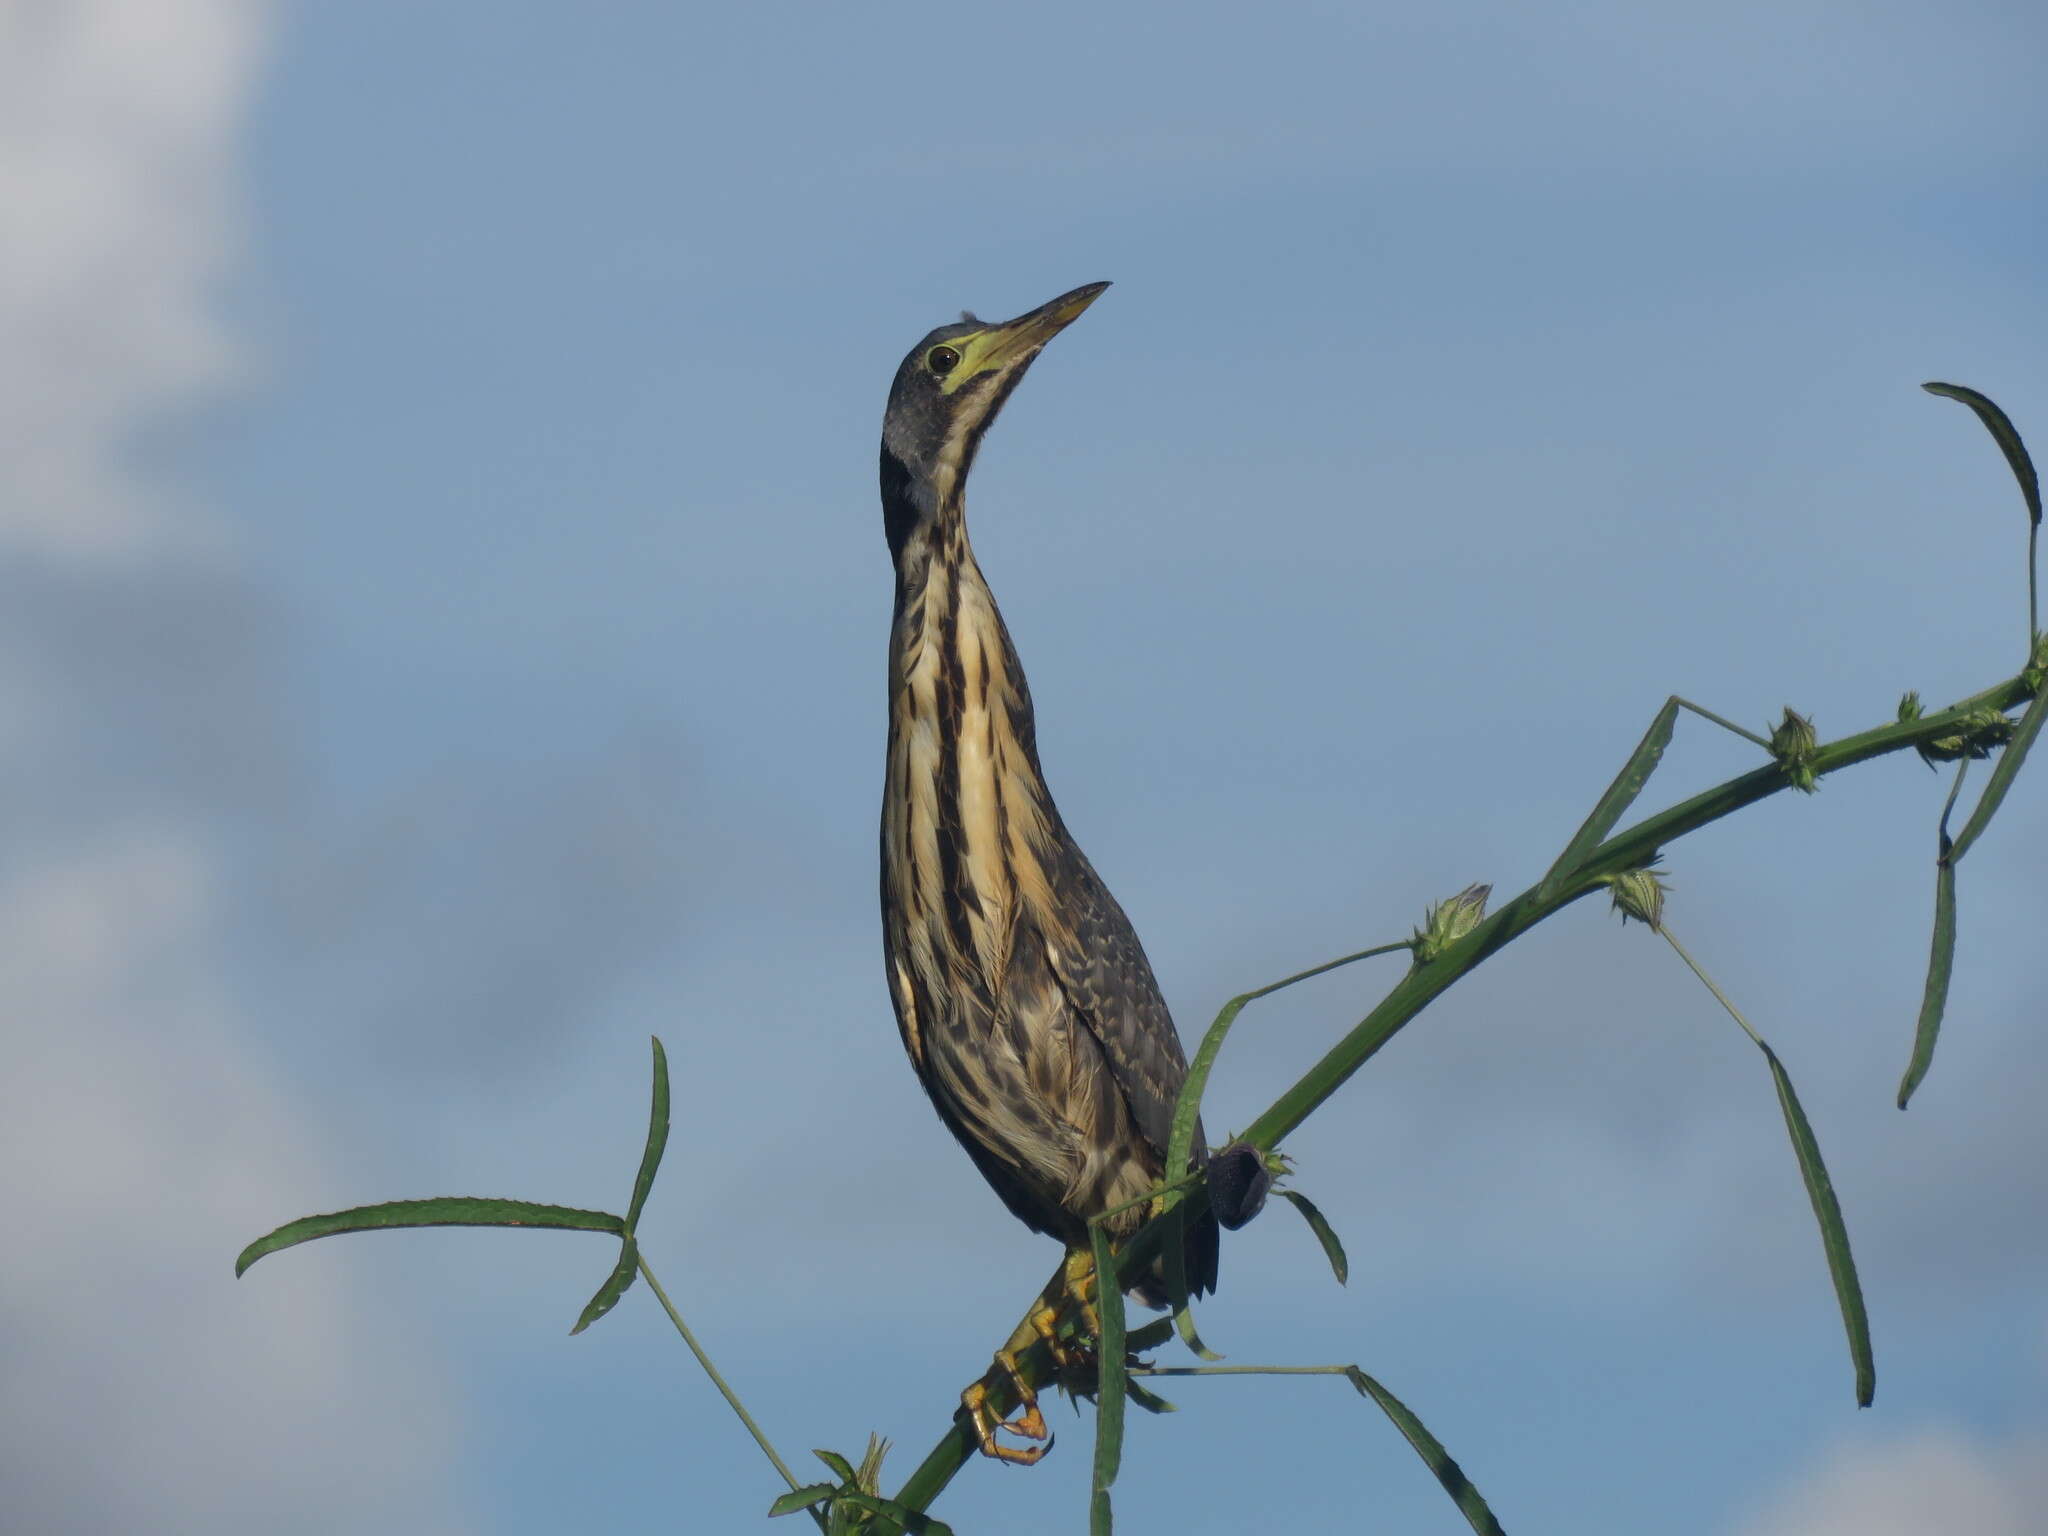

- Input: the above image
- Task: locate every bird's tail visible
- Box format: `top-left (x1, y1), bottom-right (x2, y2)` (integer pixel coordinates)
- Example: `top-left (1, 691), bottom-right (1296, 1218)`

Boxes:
top-left (1123, 1202), bottom-right (1220, 1308)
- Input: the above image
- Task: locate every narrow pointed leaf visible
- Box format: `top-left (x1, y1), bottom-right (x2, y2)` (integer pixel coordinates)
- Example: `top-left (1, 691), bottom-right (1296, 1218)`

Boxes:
top-left (831, 1492), bottom-right (953, 1535)
top-left (570, 1236), bottom-right (639, 1334)
top-left (625, 1035), bottom-right (672, 1231)
top-left (1537, 697), bottom-right (1678, 902)
top-left (1344, 1367), bottom-right (1506, 1536)
top-left (1276, 1189), bottom-right (1349, 1285)
top-left (812, 1449), bottom-right (858, 1485)
top-left (1923, 383), bottom-right (2041, 527)
top-left (1897, 860), bottom-right (1957, 1110)
top-left (1168, 994), bottom-right (1249, 1191)
top-left (1166, 940), bottom-right (1414, 1195)
top-left (767, 1484), bottom-right (838, 1518)
top-left (1124, 1318), bottom-right (1173, 1354)
top-left (1664, 928), bottom-right (1877, 1408)
top-left (1755, 1038), bottom-right (1875, 1406)
top-left (1946, 682), bottom-right (2048, 865)
top-left (1090, 1220), bottom-right (1126, 1536)
top-left (236, 1197), bottom-right (624, 1277)
top-left (1125, 1378), bottom-right (1178, 1414)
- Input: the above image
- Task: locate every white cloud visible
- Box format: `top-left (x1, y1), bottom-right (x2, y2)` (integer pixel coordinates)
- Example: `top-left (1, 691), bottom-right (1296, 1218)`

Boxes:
top-left (0, 0), bottom-right (261, 557)
top-left (0, 830), bottom-right (467, 1533)
top-left (0, 2), bottom-right (471, 1529)
top-left (1733, 1427), bottom-right (2048, 1536)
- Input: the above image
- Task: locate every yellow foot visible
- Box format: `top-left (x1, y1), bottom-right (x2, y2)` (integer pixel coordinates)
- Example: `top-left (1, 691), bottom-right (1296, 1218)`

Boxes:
top-left (1061, 1247), bottom-right (1103, 1341)
top-left (958, 1247), bottom-right (1127, 1465)
top-left (961, 1347), bottom-right (1052, 1466)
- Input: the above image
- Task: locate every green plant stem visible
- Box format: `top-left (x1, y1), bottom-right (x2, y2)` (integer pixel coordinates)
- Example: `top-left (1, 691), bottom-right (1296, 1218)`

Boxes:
top-left (636, 1253), bottom-right (814, 1507)
top-left (1238, 671), bottom-right (2035, 1150)
top-left (1674, 696), bottom-right (1773, 749)
top-left (1236, 939), bottom-right (1420, 1006)
top-left (1657, 927), bottom-right (1758, 1044)
top-left (877, 668), bottom-right (2037, 1532)
top-left (1088, 1168), bottom-right (1203, 1226)
top-left (1133, 1364), bottom-right (1353, 1377)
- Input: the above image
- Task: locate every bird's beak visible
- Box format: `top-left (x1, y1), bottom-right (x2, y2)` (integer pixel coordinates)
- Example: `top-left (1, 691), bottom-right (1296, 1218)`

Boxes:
top-left (939, 281), bottom-right (1110, 394)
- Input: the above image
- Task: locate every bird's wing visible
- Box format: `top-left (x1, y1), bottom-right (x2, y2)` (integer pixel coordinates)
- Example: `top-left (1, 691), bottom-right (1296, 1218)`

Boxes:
top-left (1043, 842), bottom-right (1204, 1170)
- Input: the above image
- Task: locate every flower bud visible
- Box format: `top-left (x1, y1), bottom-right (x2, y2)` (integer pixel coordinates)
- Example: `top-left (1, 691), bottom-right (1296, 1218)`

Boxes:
top-left (1770, 707), bottom-right (1819, 793)
top-left (1605, 866), bottom-right (1668, 930)
top-left (1411, 882), bottom-right (1491, 964)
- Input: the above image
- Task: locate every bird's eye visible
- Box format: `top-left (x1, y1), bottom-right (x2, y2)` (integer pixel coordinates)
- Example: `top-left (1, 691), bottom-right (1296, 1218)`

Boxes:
top-left (927, 345), bottom-right (961, 376)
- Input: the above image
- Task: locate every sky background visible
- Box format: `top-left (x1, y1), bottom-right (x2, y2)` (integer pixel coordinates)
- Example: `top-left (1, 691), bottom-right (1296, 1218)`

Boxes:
top-left (4, 2), bottom-right (2046, 1532)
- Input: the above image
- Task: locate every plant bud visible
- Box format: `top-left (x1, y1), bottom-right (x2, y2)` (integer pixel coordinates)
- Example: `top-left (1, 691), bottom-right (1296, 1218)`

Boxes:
top-left (1605, 867), bottom-right (1668, 930)
top-left (1770, 707), bottom-right (1819, 793)
top-left (1411, 882), bottom-right (1491, 964)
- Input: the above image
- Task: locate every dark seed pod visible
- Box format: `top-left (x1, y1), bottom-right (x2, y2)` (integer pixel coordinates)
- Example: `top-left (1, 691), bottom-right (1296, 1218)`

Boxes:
top-left (1206, 1141), bottom-right (1272, 1230)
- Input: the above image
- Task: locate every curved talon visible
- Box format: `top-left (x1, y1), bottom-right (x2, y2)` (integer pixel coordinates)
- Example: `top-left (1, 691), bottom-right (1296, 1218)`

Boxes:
top-left (960, 1249), bottom-right (1119, 1465)
top-left (962, 1368), bottom-right (1052, 1465)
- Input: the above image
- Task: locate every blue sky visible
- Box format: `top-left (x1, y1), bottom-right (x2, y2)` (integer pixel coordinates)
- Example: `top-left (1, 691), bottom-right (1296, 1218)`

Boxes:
top-left (5, 2), bottom-right (2046, 1532)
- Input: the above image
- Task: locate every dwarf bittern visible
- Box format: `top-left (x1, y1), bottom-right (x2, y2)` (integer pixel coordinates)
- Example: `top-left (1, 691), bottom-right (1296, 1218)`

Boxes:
top-left (877, 283), bottom-right (1219, 1464)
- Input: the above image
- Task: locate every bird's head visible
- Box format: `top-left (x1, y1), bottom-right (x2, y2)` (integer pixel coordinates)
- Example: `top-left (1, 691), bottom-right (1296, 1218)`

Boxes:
top-left (880, 281), bottom-right (1109, 555)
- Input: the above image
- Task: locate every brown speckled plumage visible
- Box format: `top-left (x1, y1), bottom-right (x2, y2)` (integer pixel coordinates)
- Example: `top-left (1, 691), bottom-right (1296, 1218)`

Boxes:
top-left (877, 285), bottom-right (1218, 1306)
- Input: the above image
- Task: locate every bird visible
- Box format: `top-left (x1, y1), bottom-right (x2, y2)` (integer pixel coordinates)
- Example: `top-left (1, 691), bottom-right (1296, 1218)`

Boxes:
top-left (876, 282), bottom-right (1219, 1464)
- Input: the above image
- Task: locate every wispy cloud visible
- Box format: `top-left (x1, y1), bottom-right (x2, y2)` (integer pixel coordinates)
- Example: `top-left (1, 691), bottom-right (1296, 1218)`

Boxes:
top-left (1733, 1425), bottom-right (2048, 1536)
top-left (0, 4), bottom-right (469, 1529)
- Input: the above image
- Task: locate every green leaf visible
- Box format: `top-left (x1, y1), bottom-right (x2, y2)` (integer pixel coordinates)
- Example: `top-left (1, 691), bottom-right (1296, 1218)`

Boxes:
top-left (1166, 941), bottom-right (1415, 1196)
top-left (625, 1035), bottom-right (672, 1232)
top-left (1946, 681), bottom-right (2048, 866)
top-left (566, 1038), bottom-right (674, 1335)
top-left (1755, 1037), bottom-right (1875, 1406)
top-left (831, 1492), bottom-right (953, 1535)
top-left (235, 1197), bottom-right (625, 1277)
top-left (1897, 859), bottom-right (1957, 1111)
top-left (1124, 1318), bottom-right (1173, 1354)
top-left (1923, 383), bottom-right (2042, 528)
top-left (812, 1449), bottom-right (858, 1485)
top-left (1899, 758), bottom-right (1971, 1108)
top-left (1661, 928), bottom-right (1876, 1408)
top-left (570, 1235), bottom-right (639, 1334)
top-left (767, 1484), bottom-right (838, 1518)
top-left (1090, 1220), bottom-right (1127, 1536)
top-left (1536, 697), bottom-right (1678, 903)
top-left (1168, 996), bottom-right (1247, 1193)
top-left (1276, 1189), bottom-right (1349, 1285)
top-left (1344, 1367), bottom-right (1506, 1536)
top-left (1124, 1377), bottom-right (1178, 1415)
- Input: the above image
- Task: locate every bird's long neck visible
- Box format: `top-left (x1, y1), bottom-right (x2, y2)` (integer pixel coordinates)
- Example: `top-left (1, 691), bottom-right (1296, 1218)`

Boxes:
top-left (883, 483), bottom-right (1065, 992)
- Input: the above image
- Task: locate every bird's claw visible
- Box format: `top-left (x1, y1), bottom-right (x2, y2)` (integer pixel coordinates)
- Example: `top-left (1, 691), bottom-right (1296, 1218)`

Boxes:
top-left (960, 1249), bottom-right (1118, 1464)
top-left (962, 1351), bottom-right (1053, 1465)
